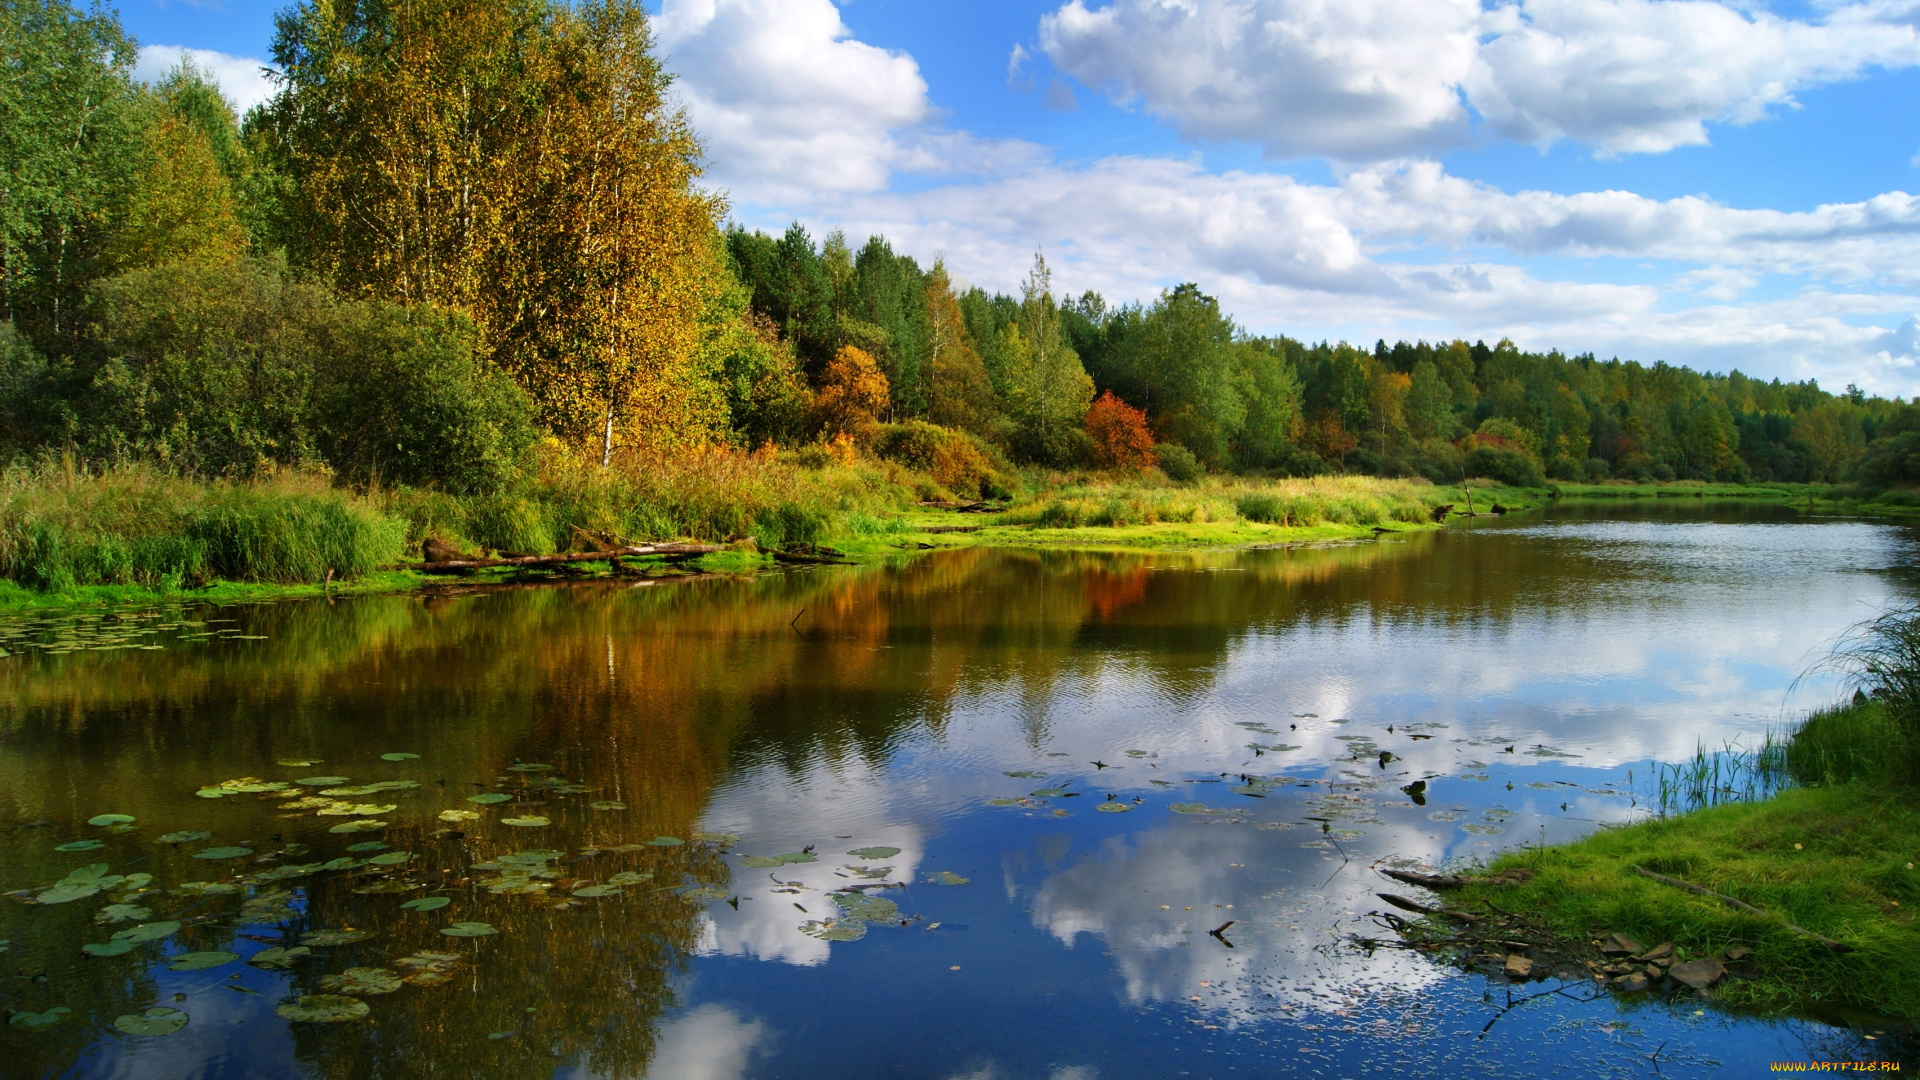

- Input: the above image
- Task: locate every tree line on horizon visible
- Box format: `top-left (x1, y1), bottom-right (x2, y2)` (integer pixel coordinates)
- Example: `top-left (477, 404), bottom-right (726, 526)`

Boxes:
top-left (3, 0), bottom-right (1917, 495)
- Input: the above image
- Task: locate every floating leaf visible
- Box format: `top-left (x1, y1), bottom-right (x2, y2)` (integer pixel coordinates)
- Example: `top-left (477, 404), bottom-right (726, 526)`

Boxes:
top-left (380, 753), bottom-right (420, 762)
top-left (1096, 802), bottom-right (1135, 813)
top-left (367, 852), bottom-right (414, 867)
top-left (394, 951), bottom-right (462, 985)
top-left (296, 776), bottom-right (351, 786)
top-left (276, 995), bottom-right (369, 1023)
top-left (467, 793), bottom-right (511, 805)
top-left (82, 939), bottom-right (138, 957)
top-left (94, 903), bottom-right (151, 924)
top-left (737, 851), bottom-right (816, 868)
top-left (346, 842), bottom-right (390, 853)
top-left (800, 919), bottom-right (866, 941)
top-left (114, 921), bottom-right (181, 943)
top-left (844, 864), bottom-right (893, 880)
top-left (927, 871), bottom-right (969, 886)
top-left (328, 821), bottom-right (387, 834)
top-left (54, 840), bottom-right (104, 853)
top-left (692, 831), bottom-right (740, 846)
top-left (8, 1007), bottom-right (70, 1030)
top-left (1460, 823), bottom-right (1505, 836)
top-left (834, 893), bottom-right (898, 921)
top-left (37, 883), bottom-right (101, 904)
top-left (1029, 788), bottom-right (1070, 798)
top-left (113, 1007), bottom-right (188, 1037)
top-left (157, 831), bottom-right (213, 845)
top-left (247, 946), bottom-right (311, 969)
top-left (319, 967), bottom-right (402, 995)
top-left (276, 759), bottom-right (322, 767)
top-left (588, 801), bottom-right (626, 811)
top-left (88, 814), bottom-right (135, 827)
top-left (680, 885), bottom-right (728, 901)
top-left (193, 846), bottom-right (253, 861)
top-left (316, 803), bottom-right (396, 817)
top-left (437, 809), bottom-right (481, 822)
top-left (1004, 770), bottom-right (1047, 779)
top-left (322, 782), bottom-right (418, 796)
top-left (606, 871), bottom-right (653, 886)
top-left (501, 817), bottom-right (549, 828)
top-left (166, 950), bottom-right (239, 971)
top-left (847, 846), bottom-right (900, 860)
top-left (1169, 803), bottom-right (1229, 815)
top-left (572, 885), bottom-right (621, 898)
top-left (440, 921), bottom-right (497, 938)
top-left (400, 897), bottom-right (451, 913)
top-left (646, 836), bottom-right (683, 847)
top-left (320, 858), bottom-right (363, 871)
top-left (300, 929), bottom-right (373, 947)
top-left (504, 763), bottom-right (552, 772)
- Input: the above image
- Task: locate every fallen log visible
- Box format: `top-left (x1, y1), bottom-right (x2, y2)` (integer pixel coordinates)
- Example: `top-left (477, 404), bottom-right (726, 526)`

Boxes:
top-left (771, 549), bottom-right (853, 566)
top-left (1632, 866), bottom-right (1852, 952)
top-left (921, 525), bottom-right (982, 534)
top-left (1378, 893), bottom-right (1481, 922)
top-left (1382, 868), bottom-right (1466, 890)
top-left (408, 544), bottom-right (724, 573)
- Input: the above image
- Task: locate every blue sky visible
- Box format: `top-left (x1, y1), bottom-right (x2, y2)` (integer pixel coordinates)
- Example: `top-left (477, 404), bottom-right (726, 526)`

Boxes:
top-left (123, 0), bottom-right (1920, 393)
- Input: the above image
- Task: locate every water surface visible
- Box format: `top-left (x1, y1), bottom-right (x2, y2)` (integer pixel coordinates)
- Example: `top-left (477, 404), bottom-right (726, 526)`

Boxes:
top-left (1, 503), bottom-right (1913, 1078)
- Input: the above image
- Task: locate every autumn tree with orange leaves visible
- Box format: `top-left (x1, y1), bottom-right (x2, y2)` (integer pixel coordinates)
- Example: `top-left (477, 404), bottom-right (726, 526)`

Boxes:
top-left (1085, 391), bottom-right (1156, 471)
top-left (814, 346), bottom-right (890, 437)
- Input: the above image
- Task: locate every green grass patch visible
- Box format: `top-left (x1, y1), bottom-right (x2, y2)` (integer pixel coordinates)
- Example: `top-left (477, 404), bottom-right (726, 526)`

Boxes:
top-left (1452, 783), bottom-right (1920, 1021)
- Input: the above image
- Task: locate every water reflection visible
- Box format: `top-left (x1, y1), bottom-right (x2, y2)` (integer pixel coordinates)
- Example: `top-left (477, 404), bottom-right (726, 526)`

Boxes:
top-left (1, 504), bottom-right (1914, 1077)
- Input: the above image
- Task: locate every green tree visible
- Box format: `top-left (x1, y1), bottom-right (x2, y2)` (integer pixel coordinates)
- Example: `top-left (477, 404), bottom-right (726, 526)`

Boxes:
top-left (990, 252), bottom-right (1093, 464)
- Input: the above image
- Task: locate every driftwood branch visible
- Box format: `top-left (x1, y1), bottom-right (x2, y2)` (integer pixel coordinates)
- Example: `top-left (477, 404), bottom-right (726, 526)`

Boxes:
top-left (1382, 869), bottom-right (1466, 890)
top-left (1377, 892), bottom-right (1481, 922)
top-left (1632, 866), bottom-right (1853, 953)
top-left (407, 544), bottom-right (724, 573)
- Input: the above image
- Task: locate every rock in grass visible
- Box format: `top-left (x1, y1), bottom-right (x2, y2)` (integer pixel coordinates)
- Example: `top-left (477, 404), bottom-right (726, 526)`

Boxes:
top-left (1503, 954), bottom-right (1533, 980)
top-left (1613, 972), bottom-right (1650, 992)
top-left (1633, 940), bottom-right (1675, 962)
top-left (1669, 957), bottom-right (1726, 991)
top-left (1600, 932), bottom-right (1643, 956)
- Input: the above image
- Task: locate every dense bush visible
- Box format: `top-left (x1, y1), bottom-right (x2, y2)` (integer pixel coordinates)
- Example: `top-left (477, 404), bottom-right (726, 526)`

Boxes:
top-left (1850, 430), bottom-right (1920, 488)
top-left (1465, 444), bottom-right (1546, 487)
top-left (1157, 444), bottom-right (1202, 482)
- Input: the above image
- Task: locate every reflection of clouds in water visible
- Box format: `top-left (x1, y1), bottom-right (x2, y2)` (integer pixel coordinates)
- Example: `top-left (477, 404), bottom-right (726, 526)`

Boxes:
top-left (949, 1066), bottom-right (1097, 1080)
top-left (698, 754), bottom-right (926, 966)
top-left (634, 1004), bottom-right (771, 1080)
top-left (87, 981), bottom-right (299, 1080)
top-left (1021, 819), bottom-right (1450, 1016)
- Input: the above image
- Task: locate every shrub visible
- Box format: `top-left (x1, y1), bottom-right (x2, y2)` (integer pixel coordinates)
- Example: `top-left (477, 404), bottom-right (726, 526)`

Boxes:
top-left (1583, 457), bottom-right (1610, 480)
top-left (1824, 606), bottom-right (1920, 785)
top-left (1085, 391), bottom-right (1157, 471)
top-left (1465, 444), bottom-right (1545, 487)
top-left (813, 346), bottom-right (889, 437)
top-left (1850, 430), bottom-right (1920, 488)
top-left (1157, 444), bottom-right (1202, 482)
top-left (1545, 454), bottom-right (1583, 481)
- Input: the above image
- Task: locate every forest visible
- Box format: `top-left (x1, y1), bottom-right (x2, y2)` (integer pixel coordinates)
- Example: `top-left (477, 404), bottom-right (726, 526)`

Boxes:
top-left (3, 0), bottom-right (1917, 525)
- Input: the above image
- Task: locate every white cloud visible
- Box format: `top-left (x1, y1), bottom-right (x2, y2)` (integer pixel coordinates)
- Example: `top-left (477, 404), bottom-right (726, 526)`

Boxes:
top-left (1039, 0), bottom-right (1920, 161)
top-left (134, 46), bottom-right (277, 115)
top-left (656, 0), bottom-right (930, 202)
top-left (637, 1004), bottom-right (771, 1080)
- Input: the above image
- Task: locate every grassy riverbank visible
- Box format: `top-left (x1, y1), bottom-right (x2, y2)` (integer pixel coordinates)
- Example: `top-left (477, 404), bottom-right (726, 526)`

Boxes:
top-left (1429, 699), bottom-right (1920, 1023)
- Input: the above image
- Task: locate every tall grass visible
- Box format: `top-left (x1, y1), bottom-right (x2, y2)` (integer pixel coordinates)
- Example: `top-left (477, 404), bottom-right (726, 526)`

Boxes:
top-left (999, 475), bottom-right (1442, 530)
top-left (0, 460), bottom-right (407, 589)
top-left (1816, 606), bottom-right (1920, 784)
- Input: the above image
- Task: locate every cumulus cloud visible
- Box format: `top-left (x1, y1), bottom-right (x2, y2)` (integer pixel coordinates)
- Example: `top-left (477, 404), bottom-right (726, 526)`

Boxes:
top-left (134, 46), bottom-right (277, 115)
top-left (1039, 0), bottom-right (1920, 160)
top-left (655, 0), bottom-right (930, 201)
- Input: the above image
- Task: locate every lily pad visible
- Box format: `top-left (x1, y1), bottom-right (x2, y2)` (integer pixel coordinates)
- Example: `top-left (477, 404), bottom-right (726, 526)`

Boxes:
top-left (8, 1007), bottom-right (71, 1030)
top-left (834, 893), bottom-right (898, 921)
top-left (319, 967), bottom-right (402, 995)
top-left (320, 858), bottom-right (363, 871)
top-left (1460, 823), bottom-right (1505, 836)
top-left (54, 840), bottom-right (104, 853)
top-left (437, 809), bottom-right (482, 822)
top-left (193, 846), bottom-right (253, 861)
top-left (572, 884), bottom-right (622, 898)
top-left (276, 995), bottom-right (369, 1023)
top-left (440, 921), bottom-right (497, 938)
top-left (88, 814), bottom-right (136, 827)
top-left (737, 851), bottom-right (817, 868)
top-left (394, 951), bottom-right (463, 985)
top-left (400, 896), bottom-right (451, 912)
top-left (467, 793), bottom-right (511, 805)
top-left (1096, 802), bottom-right (1135, 813)
top-left (1169, 803), bottom-right (1229, 815)
top-left (800, 918), bottom-right (866, 941)
top-left (346, 842), bottom-right (390, 853)
top-left (646, 836), bottom-right (683, 847)
top-left (157, 830), bottom-right (213, 845)
top-left (501, 817), bottom-right (549, 828)
top-left (114, 921), bottom-right (181, 943)
top-left (367, 852), bottom-right (415, 866)
top-left (247, 946), bottom-right (311, 969)
top-left (692, 831), bottom-right (740, 846)
top-left (166, 950), bottom-right (239, 971)
top-left (927, 871), bottom-right (969, 886)
top-left (588, 801), bottom-right (626, 811)
top-left (316, 803), bottom-right (396, 817)
top-left (504, 763), bottom-right (552, 772)
top-left (328, 820), bottom-right (387, 834)
top-left (36, 883), bottom-right (102, 904)
top-left (276, 759), bottom-right (323, 767)
top-left (606, 871), bottom-right (654, 886)
top-left (113, 1007), bottom-right (188, 1037)
top-left (681, 885), bottom-right (729, 901)
top-left (380, 753), bottom-right (420, 762)
top-left (847, 846), bottom-right (901, 860)
top-left (295, 776), bottom-right (352, 787)
top-left (82, 938), bottom-right (139, 957)
top-left (1029, 787), bottom-right (1071, 798)
top-left (95, 903), bottom-right (151, 924)
top-left (1004, 770), bottom-right (1047, 779)
top-left (300, 929), bottom-right (374, 947)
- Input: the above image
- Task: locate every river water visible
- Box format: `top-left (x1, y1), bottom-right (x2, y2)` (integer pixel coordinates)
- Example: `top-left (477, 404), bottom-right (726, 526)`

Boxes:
top-left (0, 502), bottom-right (1913, 1078)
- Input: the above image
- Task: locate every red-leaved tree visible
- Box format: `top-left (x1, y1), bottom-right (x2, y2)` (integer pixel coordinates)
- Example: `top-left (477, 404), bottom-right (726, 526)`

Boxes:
top-left (1085, 390), bottom-right (1157, 470)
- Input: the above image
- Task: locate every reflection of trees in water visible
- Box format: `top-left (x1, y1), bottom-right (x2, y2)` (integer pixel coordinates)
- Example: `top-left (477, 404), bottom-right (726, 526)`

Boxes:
top-left (11, 531), bottom-right (1693, 1078)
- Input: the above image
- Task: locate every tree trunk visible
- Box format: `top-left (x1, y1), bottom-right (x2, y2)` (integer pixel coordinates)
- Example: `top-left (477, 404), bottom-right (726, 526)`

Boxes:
top-left (601, 407), bottom-right (615, 468)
